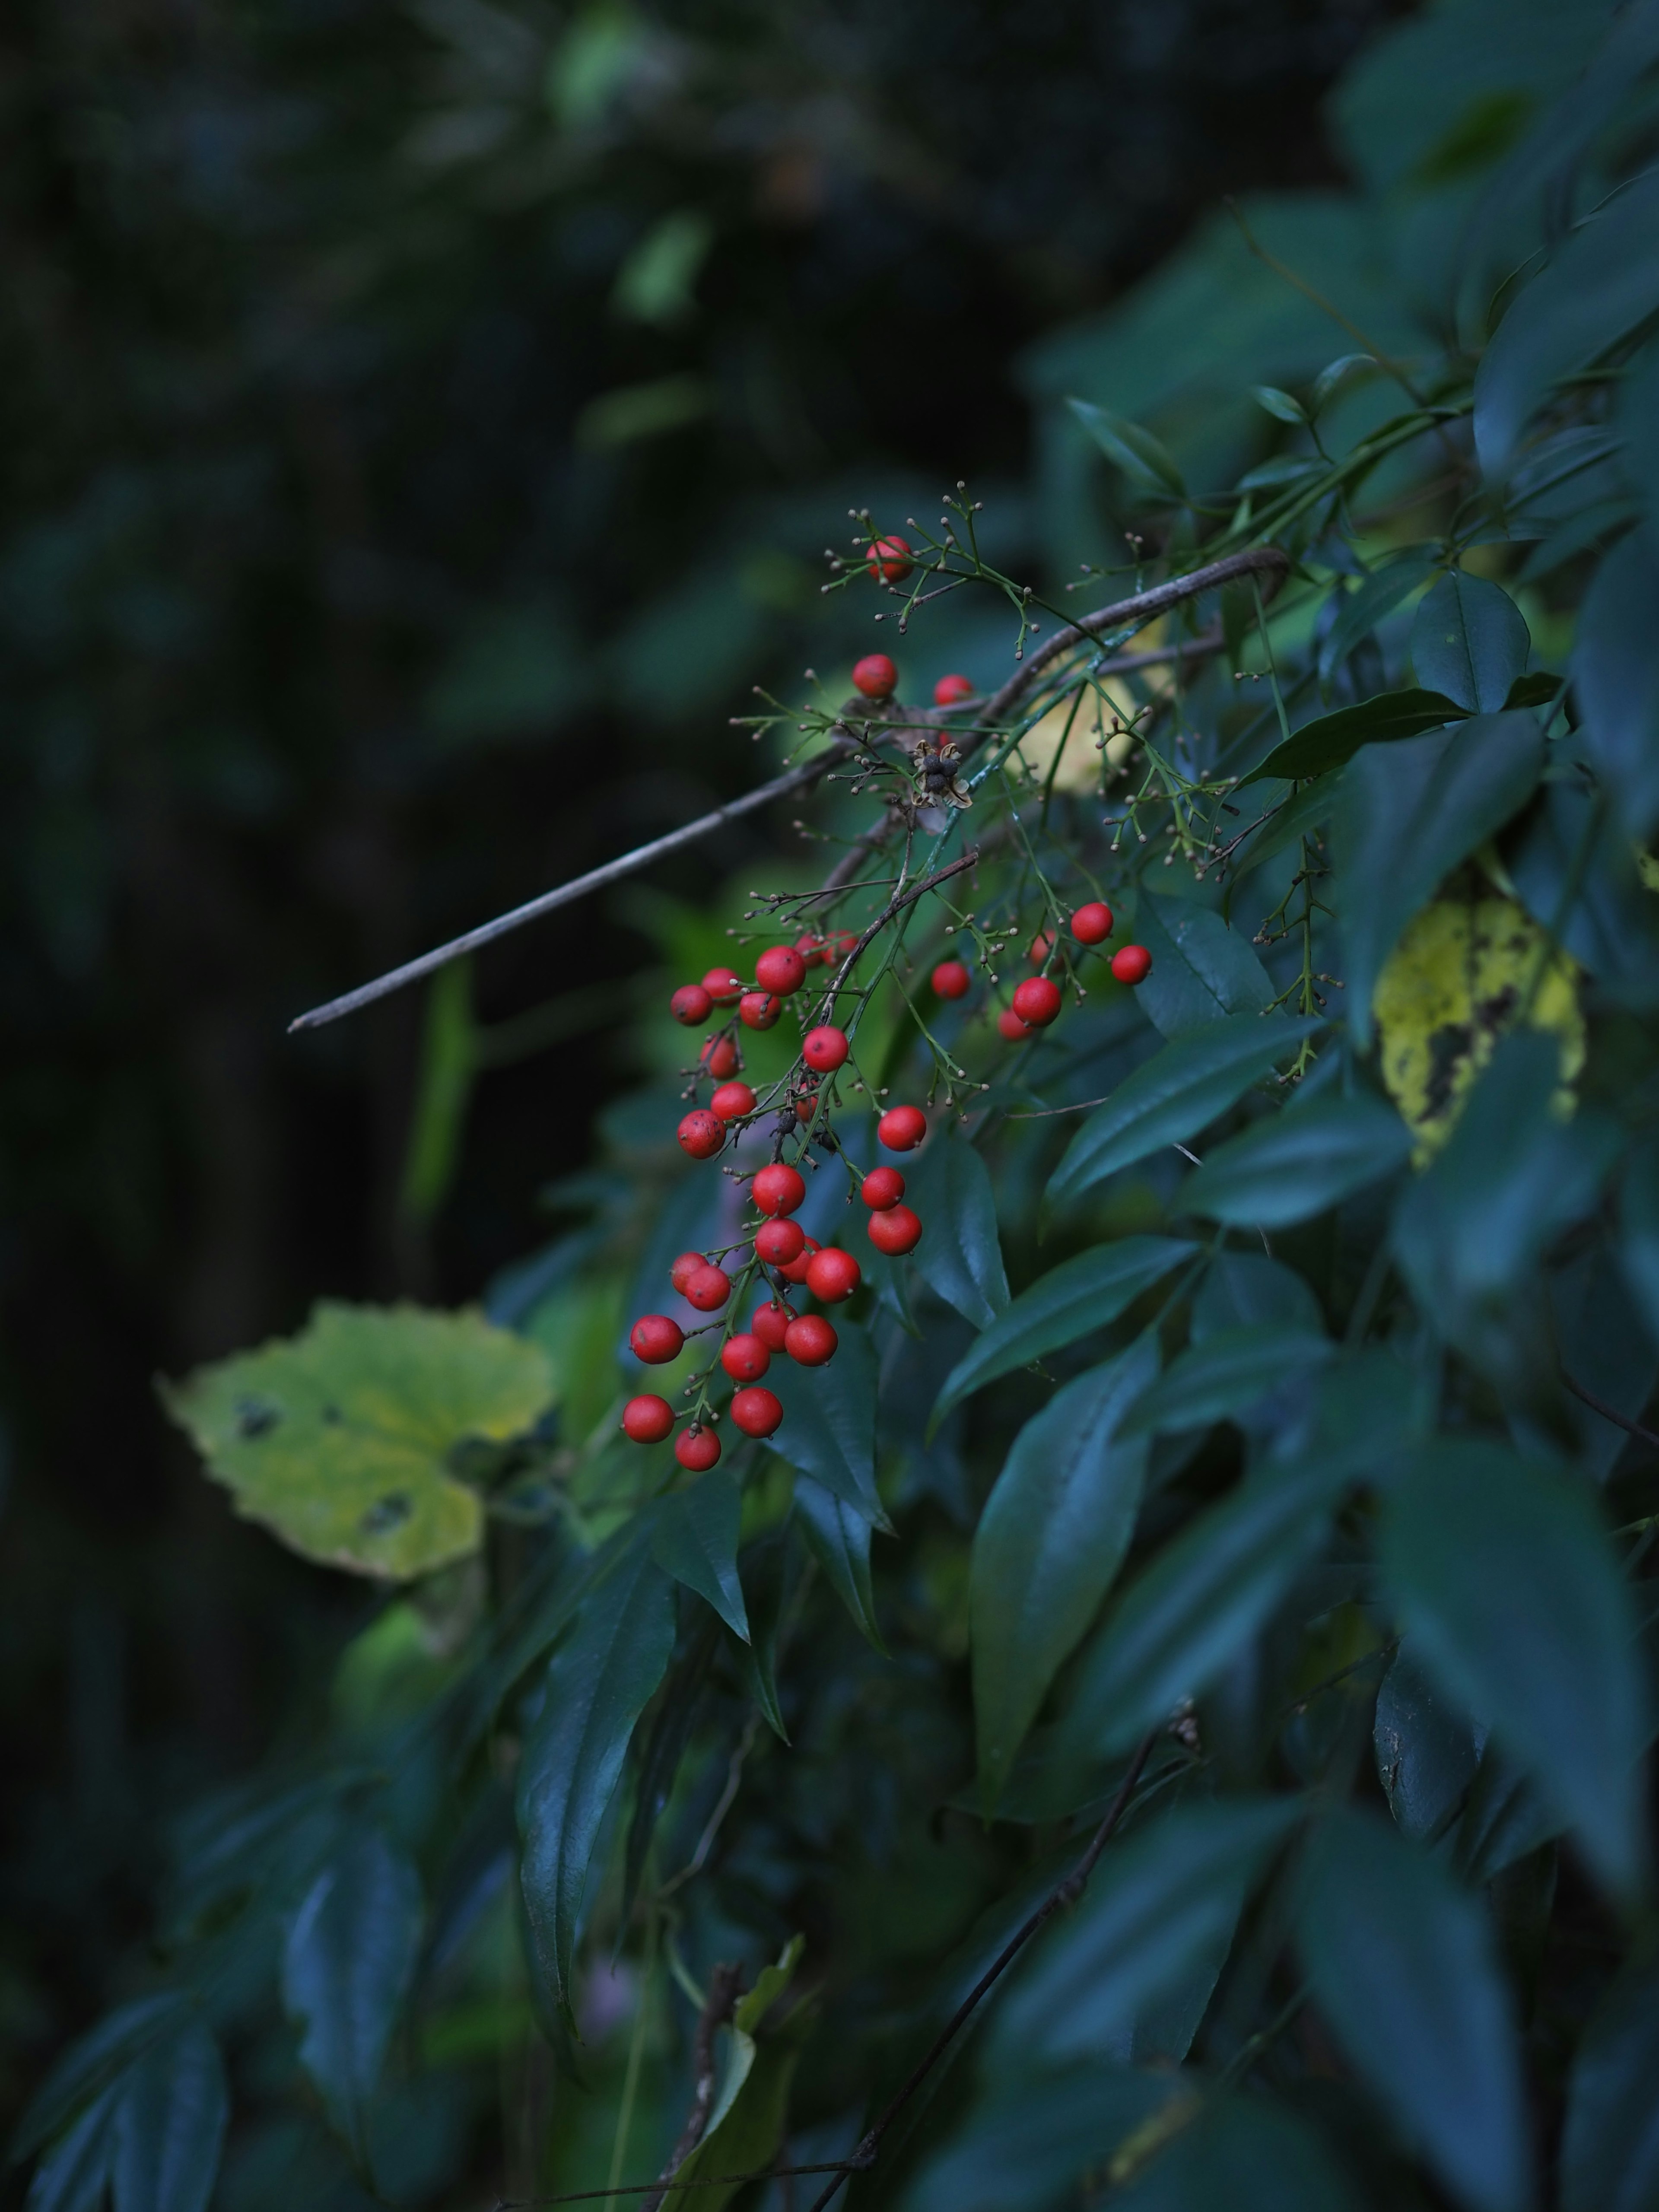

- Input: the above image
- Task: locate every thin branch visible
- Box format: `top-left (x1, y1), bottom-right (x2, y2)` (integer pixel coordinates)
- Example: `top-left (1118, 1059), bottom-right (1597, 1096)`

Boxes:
top-left (638, 1964), bottom-right (745, 2212)
top-left (494, 2160), bottom-right (862, 2209)
top-left (815, 849), bottom-right (981, 1017)
top-left (1562, 1370), bottom-right (1659, 1450)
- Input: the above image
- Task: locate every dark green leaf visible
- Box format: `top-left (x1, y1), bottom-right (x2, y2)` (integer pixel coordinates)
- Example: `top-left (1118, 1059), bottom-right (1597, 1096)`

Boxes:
top-left (932, 1238), bottom-right (1194, 1430)
top-left (794, 1474), bottom-right (886, 1651)
top-left (1503, 671), bottom-right (1564, 710)
top-left (1316, 549), bottom-right (1439, 687)
top-left (1192, 1250), bottom-right (1323, 1338)
top-left (1274, 1345), bottom-right (1435, 1489)
top-left (1180, 1093), bottom-right (1413, 1227)
top-left (13, 1996), bottom-right (188, 2164)
top-left (1380, 1438), bottom-right (1649, 1897)
top-left (622, 1615), bottom-right (718, 1924)
top-left (1621, 1135), bottom-right (1659, 1344)
top-left (516, 1547), bottom-right (675, 2028)
top-left (1410, 573), bottom-right (1531, 714)
top-left (1374, 1648), bottom-right (1483, 1844)
top-left (971, 1337), bottom-right (1159, 1809)
top-left (111, 2023), bottom-right (229, 2212)
top-left (282, 1829), bottom-right (423, 2157)
top-left (1295, 1808), bottom-right (1529, 2212)
top-left (1551, 1244), bottom-right (1659, 1482)
top-left (1120, 1326), bottom-right (1331, 1437)
top-left (1227, 773), bottom-right (1341, 880)
top-left (1250, 383), bottom-right (1308, 424)
top-left (1115, 2097), bottom-right (1354, 2212)
top-left (21, 2086), bottom-right (119, 2212)
top-left (1510, 779), bottom-right (1659, 1006)
top-left (1243, 688), bottom-right (1464, 784)
top-left (904, 1138), bottom-right (1009, 1329)
top-left (1048, 1014), bottom-right (1320, 1208)
top-left (1574, 524), bottom-right (1659, 842)
top-left (1561, 1957), bottom-right (1659, 2212)
top-left (900, 2068), bottom-right (1176, 2212)
top-left (650, 1473), bottom-right (748, 1641)
top-left (1068, 398), bottom-right (1186, 499)
top-left (1133, 893), bottom-right (1277, 1038)
top-left (1453, 1745), bottom-right (1564, 1888)
top-left (1334, 711), bottom-right (1545, 1047)
top-left (767, 1319), bottom-right (888, 1528)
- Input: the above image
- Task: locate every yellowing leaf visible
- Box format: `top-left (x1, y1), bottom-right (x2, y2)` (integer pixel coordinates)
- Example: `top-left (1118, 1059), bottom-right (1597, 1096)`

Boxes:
top-left (1373, 896), bottom-right (1583, 1160)
top-left (161, 1302), bottom-right (553, 1579)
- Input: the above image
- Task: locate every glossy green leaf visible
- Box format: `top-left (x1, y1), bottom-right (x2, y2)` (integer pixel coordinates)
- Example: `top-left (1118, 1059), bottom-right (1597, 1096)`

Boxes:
top-left (282, 1828), bottom-right (423, 2158)
top-left (971, 1336), bottom-right (1159, 1809)
top-left (1297, 1808), bottom-right (1529, 2212)
top-left (900, 2067), bottom-right (1177, 2212)
top-left (1120, 1325), bottom-right (1331, 1437)
top-left (1316, 549), bottom-right (1439, 686)
top-left (671, 1939), bottom-right (811, 2212)
top-left (1374, 1648), bottom-right (1483, 1844)
top-left (1179, 1092), bottom-right (1414, 1226)
top-left (622, 1616), bottom-right (718, 1923)
top-left (1068, 398), bottom-right (1186, 499)
top-left (1116, 2096), bottom-right (1355, 2212)
top-left (1574, 524), bottom-right (1659, 842)
top-left (1452, 1746), bottom-right (1564, 1888)
top-left (1410, 573), bottom-right (1531, 714)
top-left (932, 1237), bottom-right (1193, 1429)
top-left (517, 1545), bottom-right (675, 2028)
top-left (1242, 687), bottom-right (1463, 784)
top-left (794, 1475), bottom-right (886, 1651)
top-left (22, 2087), bottom-right (119, 2212)
top-left (13, 1996), bottom-right (189, 2165)
top-left (1510, 778), bottom-right (1659, 1006)
top-left (1192, 1249), bottom-right (1322, 1339)
top-left (904, 1138), bottom-right (1010, 1329)
top-left (1250, 382), bottom-right (1307, 423)
top-left (766, 1319), bottom-right (888, 1528)
top-left (1334, 710), bottom-right (1545, 1047)
top-left (1380, 1438), bottom-right (1649, 1898)
top-left (1561, 1957), bottom-right (1659, 2212)
top-left (1133, 892), bottom-right (1277, 1038)
top-left (111, 2023), bottom-right (228, 2212)
top-left (1049, 1014), bottom-right (1320, 1208)
top-left (650, 1473), bottom-right (748, 1640)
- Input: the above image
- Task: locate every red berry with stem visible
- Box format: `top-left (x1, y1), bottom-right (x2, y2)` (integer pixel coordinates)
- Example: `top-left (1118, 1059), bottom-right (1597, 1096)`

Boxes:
top-left (671, 983), bottom-right (712, 1025)
top-left (865, 535), bottom-right (913, 582)
top-left (701, 1036), bottom-right (741, 1080)
top-left (826, 930), bottom-right (859, 960)
top-left (785, 1313), bottom-right (837, 1366)
top-left (853, 653), bottom-right (898, 700)
top-left (795, 932), bottom-right (829, 967)
top-left (806, 1246), bottom-right (860, 1303)
top-left (721, 1334), bottom-right (771, 1382)
top-left (702, 968), bottom-right (744, 1006)
top-left (933, 672), bottom-right (974, 706)
top-left (622, 1394), bottom-right (675, 1443)
top-left (676, 1424), bottom-right (721, 1471)
top-left (776, 1235), bottom-right (820, 1285)
top-left (1111, 944), bottom-right (1153, 985)
top-left (629, 1314), bottom-right (685, 1364)
top-left (670, 1250), bottom-right (705, 1295)
top-left (730, 1386), bottom-right (783, 1439)
top-left (755, 945), bottom-right (807, 995)
top-left (751, 1300), bottom-right (795, 1351)
top-left (861, 1166), bottom-right (905, 1211)
top-left (931, 959), bottom-right (970, 1000)
top-left (755, 1217), bottom-right (806, 1266)
top-left (752, 1162), bottom-right (806, 1217)
top-left (1012, 976), bottom-right (1062, 1028)
top-left (998, 1005), bottom-right (1033, 1042)
top-left (1028, 929), bottom-right (1055, 967)
top-left (1071, 901), bottom-right (1114, 944)
top-left (678, 1109), bottom-right (725, 1159)
top-left (740, 991), bottom-right (782, 1030)
top-left (877, 1104), bottom-right (927, 1151)
top-left (794, 1088), bottom-right (819, 1123)
top-left (711, 1080), bottom-right (756, 1122)
top-left (683, 1264), bottom-right (733, 1313)
top-left (803, 1025), bottom-right (849, 1072)
top-left (868, 1204), bottom-right (923, 1256)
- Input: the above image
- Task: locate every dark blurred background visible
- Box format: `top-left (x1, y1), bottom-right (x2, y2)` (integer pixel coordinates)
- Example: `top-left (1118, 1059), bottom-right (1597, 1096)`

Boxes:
top-left (0, 0), bottom-right (1408, 2129)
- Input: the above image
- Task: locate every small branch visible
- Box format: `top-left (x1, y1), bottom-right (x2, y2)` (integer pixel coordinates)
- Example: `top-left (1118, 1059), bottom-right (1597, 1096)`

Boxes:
top-left (494, 2160), bottom-right (861, 2209)
top-left (639, 1963), bottom-right (745, 2212)
top-left (816, 849), bottom-right (981, 1016)
top-left (1562, 1370), bottom-right (1659, 1450)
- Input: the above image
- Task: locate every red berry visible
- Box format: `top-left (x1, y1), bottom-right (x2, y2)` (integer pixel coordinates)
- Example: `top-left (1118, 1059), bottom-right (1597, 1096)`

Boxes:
top-left (998, 1006), bottom-right (1033, 1042)
top-left (755, 945), bottom-right (807, 995)
top-left (623, 1394), bottom-right (675, 1443)
top-left (785, 1313), bottom-right (838, 1366)
top-left (865, 536), bottom-right (913, 583)
top-left (1012, 976), bottom-right (1062, 1028)
top-left (676, 1424), bottom-right (721, 1471)
top-left (1071, 901), bottom-right (1114, 945)
top-left (629, 1314), bottom-right (685, 1364)
top-left (683, 1264), bottom-right (733, 1313)
top-left (740, 991), bottom-right (782, 1031)
top-left (852, 653), bottom-right (898, 700)
top-left (827, 930), bottom-right (859, 960)
top-left (776, 1235), bottom-right (820, 1285)
top-left (730, 1385), bottom-right (784, 1439)
top-left (795, 932), bottom-right (829, 968)
top-left (678, 1109), bottom-right (725, 1159)
top-left (794, 1088), bottom-right (819, 1123)
top-left (861, 1166), bottom-right (906, 1211)
top-left (868, 1204), bottom-right (923, 1257)
top-left (877, 1104), bottom-right (928, 1151)
top-left (931, 959), bottom-right (971, 1000)
top-left (752, 1162), bottom-right (807, 1217)
top-left (721, 1334), bottom-right (771, 1382)
top-left (933, 672), bottom-right (975, 706)
top-left (1028, 929), bottom-right (1055, 967)
top-left (711, 1080), bottom-right (756, 1122)
top-left (803, 1025), bottom-right (849, 1072)
top-left (670, 1250), bottom-right (705, 1294)
top-left (806, 1246), bottom-right (861, 1303)
top-left (671, 983), bottom-right (713, 1025)
top-left (1111, 944), bottom-right (1153, 985)
top-left (755, 1216), bottom-right (806, 1266)
top-left (701, 1036), bottom-right (741, 1080)
top-left (751, 1300), bottom-right (795, 1351)
top-left (702, 968), bottom-right (744, 1006)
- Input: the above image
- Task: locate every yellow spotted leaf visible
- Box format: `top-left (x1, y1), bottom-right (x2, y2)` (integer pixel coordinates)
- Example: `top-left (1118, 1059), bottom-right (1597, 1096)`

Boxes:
top-left (161, 1302), bottom-right (553, 1579)
top-left (1373, 894), bottom-right (1583, 1161)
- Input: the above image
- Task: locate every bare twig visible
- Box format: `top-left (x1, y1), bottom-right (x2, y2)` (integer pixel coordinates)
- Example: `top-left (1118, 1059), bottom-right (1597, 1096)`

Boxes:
top-left (1562, 1370), bottom-right (1659, 1450)
top-left (815, 849), bottom-right (981, 1017)
top-left (639, 1964), bottom-right (745, 2212)
top-left (494, 2159), bottom-right (861, 2209)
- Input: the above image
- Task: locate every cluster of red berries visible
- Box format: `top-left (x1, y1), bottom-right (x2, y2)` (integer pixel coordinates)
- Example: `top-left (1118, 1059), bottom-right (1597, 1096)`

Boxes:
top-left (852, 652), bottom-right (979, 709)
top-left (928, 900), bottom-right (1151, 1040)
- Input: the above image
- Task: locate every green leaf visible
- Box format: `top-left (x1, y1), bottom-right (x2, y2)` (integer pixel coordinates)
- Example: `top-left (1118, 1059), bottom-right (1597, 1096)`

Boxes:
top-left (1374, 1648), bottom-right (1483, 1845)
top-left (650, 1474), bottom-right (748, 1640)
top-left (1119, 1325), bottom-right (1331, 1437)
top-left (1179, 1093), bottom-right (1414, 1227)
top-left (1574, 524), bottom-right (1659, 842)
top-left (13, 1996), bottom-right (189, 2164)
top-left (1333, 711), bottom-right (1545, 1048)
top-left (971, 1337), bottom-right (1160, 1811)
top-left (991, 1798), bottom-right (1301, 2065)
top-left (1064, 1461), bottom-right (1343, 1756)
top-left (282, 1829), bottom-right (424, 2158)
top-left (1295, 1808), bottom-right (1529, 2212)
top-left (1241, 687), bottom-right (1464, 784)
top-left (111, 2024), bottom-right (228, 2212)
top-left (1250, 383), bottom-right (1308, 424)
top-left (1133, 893), bottom-right (1277, 1038)
top-left (766, 1319), bottom-right (888, 1528)
top-left (671, 1939), bottom-right (811, 2212)
top-left (516, 1546), bottom-right (675, 2028)
top-left (932, 1238), bottom-right (1193, 1430)
top-left (21, 2086), bottom-right (120, 2212)
top-left (1452, 1746), bottom-right (1563, 1889)
top-left (1380, 1438), bottom-right (1650, 1898)
top-left (160, 1301), bottom-right (553, 1579)
top-left (1561, 1957), bottom-right (1659, 2212)
top-left (1192, 1249), bottom-right (1323, 1338)
top-left (1049, 1014), bottom-right (1320, 1208)
top-left (623, 1616), bottom-right (718, 1923)
top-left (1410, 573), bottom-right (1531, 713)
top-left (904, 1138), bottom-right (1010, 1329)
top-left (1621, 1134), bottom-right (1659, 1344)
top-left (1068, 398), bottom-right (1186, 499)
top-left (794, 1475), bottom-right (886, 1651)
top-left (1316, 549), bottom-right (1439, 687)
top-left (1115, 2098), bottom-right (1353, 2212)
top-left (900, 2068), bottom-right (1178, 2212)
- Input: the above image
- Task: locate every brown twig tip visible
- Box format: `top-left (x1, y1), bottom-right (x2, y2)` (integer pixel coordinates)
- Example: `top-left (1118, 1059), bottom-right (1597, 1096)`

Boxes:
top-left (639, 1964), bottom-right (745, 2212)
